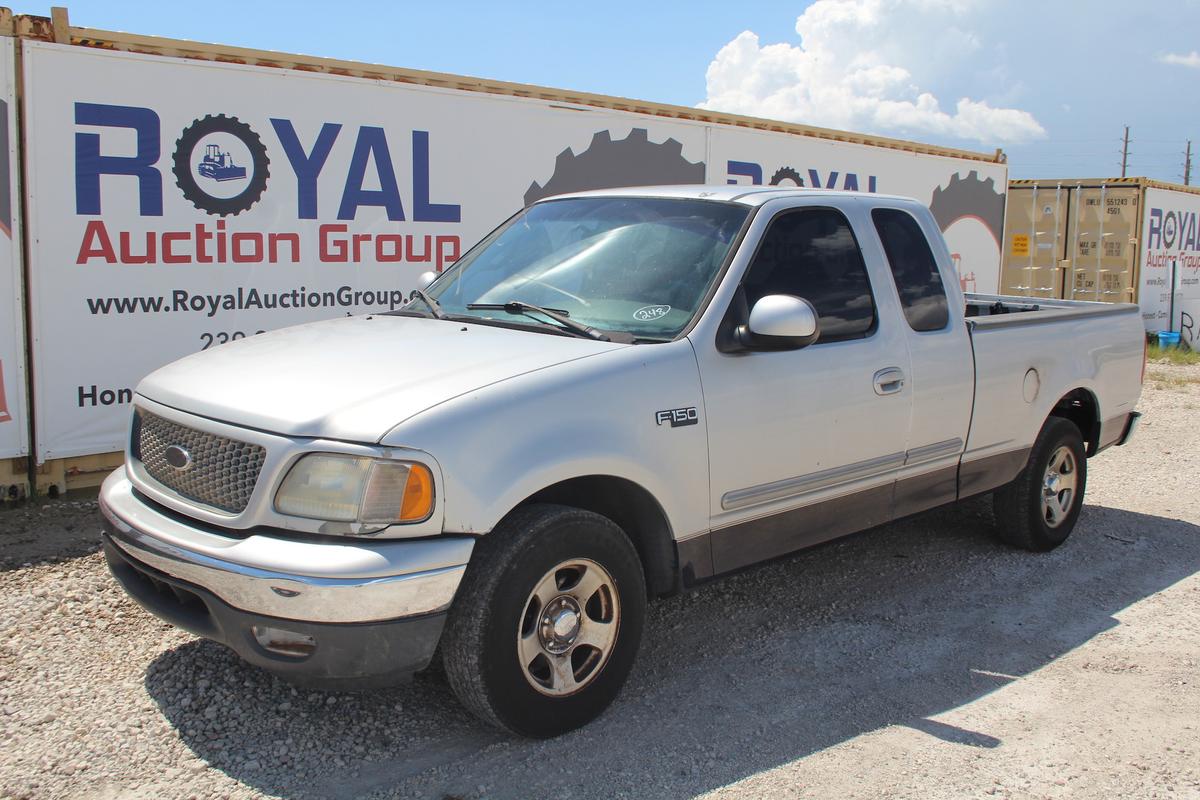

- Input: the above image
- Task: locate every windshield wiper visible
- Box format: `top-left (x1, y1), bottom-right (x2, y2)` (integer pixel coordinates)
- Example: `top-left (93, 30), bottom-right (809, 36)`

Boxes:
top-left (466, 301), bottom-right (610, 341)
top-left (411, 288), bottom-right (447, 320)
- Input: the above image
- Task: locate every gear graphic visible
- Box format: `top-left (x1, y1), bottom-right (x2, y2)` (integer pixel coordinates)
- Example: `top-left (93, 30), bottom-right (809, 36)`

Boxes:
top-left (769, 166), bottom-right (805, 187)
top-left (1162, 212), bottom-right (1179, 248)
top-left (928, 170), bottom-right (1005, 246)
top-left (172, 114), bottom-right (270, 216)
top-left (524, 128), bottom-right (705, 206)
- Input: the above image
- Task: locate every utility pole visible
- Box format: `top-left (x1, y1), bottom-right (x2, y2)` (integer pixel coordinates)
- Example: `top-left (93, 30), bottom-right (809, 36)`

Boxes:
top-left (1185, 140), bottom-right (1193, 186)
top-left (1120, 125), bottom-right (1130, 178)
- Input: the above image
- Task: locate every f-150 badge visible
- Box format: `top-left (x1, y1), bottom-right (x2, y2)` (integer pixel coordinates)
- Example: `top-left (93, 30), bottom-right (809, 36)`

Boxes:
top-left (656, 407), bottom-right (698, 427)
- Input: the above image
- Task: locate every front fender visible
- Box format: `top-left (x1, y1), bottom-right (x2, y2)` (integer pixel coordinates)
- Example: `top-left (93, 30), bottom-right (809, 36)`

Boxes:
top-left (382, 340), bottom-right (709, 539)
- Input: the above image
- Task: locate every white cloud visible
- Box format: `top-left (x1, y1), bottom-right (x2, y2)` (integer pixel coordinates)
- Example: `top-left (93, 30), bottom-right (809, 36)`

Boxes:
top-left (1161, 51), bottom-right (1200, 68)
top-left (698, 0), bottom-right (1046, 145)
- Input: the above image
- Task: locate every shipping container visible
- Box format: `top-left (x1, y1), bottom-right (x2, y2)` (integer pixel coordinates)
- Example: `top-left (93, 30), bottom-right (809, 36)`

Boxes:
top-left (0, 7), bottom-right (1009, 491)
top-left (1000, 177), bottom-right (1200, 345)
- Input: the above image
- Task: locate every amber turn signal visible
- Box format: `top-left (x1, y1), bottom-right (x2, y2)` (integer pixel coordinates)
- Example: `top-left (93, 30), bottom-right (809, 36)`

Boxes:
top-left (399, 463), bottom-right (434, 522)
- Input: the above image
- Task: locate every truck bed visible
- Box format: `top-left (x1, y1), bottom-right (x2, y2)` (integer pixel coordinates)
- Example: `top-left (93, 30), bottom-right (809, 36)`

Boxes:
top-left (964, 293), bottom-right (1141, 328)
top-left (960, 292), bottom-right (1144, 498)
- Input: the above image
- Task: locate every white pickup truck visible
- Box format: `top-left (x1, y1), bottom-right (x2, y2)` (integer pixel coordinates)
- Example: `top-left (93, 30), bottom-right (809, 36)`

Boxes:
top-left (99, 186), bottom-right (1144, 737)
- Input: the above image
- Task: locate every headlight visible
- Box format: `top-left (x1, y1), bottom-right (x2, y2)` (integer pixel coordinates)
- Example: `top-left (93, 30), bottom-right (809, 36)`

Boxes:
top-left (274, 454), bottom-right (434, 524)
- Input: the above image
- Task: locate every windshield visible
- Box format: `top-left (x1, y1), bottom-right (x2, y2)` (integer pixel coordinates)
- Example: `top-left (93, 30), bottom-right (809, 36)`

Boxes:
top-left (423, 197), bottom-right (750, 339)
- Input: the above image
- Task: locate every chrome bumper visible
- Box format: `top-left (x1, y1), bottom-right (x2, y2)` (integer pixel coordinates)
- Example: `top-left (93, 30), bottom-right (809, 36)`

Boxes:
top-left (99, 470), bottom-right (473, 624)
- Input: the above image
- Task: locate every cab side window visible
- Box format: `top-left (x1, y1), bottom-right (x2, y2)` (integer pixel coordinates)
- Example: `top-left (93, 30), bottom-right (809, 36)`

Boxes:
top-left (742, 208), bottom-right (876, 343)
top-left (871, 208), bottom-right (950, 332)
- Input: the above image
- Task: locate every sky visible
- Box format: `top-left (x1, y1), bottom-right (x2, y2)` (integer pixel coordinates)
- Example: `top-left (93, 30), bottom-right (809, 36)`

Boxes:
top-left (20, 0), bottom-right (1200, 183)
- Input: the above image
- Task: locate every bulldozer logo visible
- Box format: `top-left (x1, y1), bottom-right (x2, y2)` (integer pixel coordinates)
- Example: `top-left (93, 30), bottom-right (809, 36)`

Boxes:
top-left (172, 114), bottom-right (270, 216)
top-left (199, 144), bottom-right (246, 182)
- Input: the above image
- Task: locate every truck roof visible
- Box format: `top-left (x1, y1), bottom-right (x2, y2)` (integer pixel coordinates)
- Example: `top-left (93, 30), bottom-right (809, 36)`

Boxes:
top-left (544, 184), bottom-right (925, 207)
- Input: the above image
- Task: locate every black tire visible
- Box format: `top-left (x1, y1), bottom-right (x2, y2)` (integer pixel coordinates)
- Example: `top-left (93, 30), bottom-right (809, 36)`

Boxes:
top-left (442, 504), bottom-right (646, 737)
top-left (172, 114), bottom-right (270, 216)
top-left (993, 417), bottom-right (1087, 551)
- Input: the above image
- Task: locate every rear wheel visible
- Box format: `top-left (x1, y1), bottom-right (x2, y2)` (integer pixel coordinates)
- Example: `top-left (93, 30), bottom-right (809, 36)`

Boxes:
top-left (993, 417), bottom-right (1087, 551)
top-left (442, 504), bottom-right (646, 737)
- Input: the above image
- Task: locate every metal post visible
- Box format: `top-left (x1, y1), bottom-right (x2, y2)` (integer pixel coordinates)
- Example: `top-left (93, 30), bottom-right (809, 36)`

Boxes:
top-left (1095, 184), bottom-right (1106, 299)
top-left (1121, 126), bottom-right (1130, 178)
top-left (1027, 185), bottom-right (1037, 296)
top-left (1070, 183), bottom-right (1082, 300)
top-left (1053, 183), bottom-right (1062, 297)
top-left (1186, 140), bottom-right (1192, 186)
top-left (1169, 258), bottom-right (1177, 333)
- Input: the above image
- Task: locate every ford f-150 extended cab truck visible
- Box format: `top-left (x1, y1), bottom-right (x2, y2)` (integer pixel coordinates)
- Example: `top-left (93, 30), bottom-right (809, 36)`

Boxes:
top-left (99, 186), bottom-right (1144, 737)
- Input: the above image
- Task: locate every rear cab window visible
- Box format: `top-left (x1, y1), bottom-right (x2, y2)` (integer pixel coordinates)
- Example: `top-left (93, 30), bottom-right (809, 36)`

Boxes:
top-left (741, 207), bottom-right (877, 344)
top-left (871, 208), bottom-right (950, 332)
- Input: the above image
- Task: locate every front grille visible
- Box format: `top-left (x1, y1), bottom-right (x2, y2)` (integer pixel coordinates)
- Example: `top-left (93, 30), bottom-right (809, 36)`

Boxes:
top-left (133, 409), bottom-right (266, 514)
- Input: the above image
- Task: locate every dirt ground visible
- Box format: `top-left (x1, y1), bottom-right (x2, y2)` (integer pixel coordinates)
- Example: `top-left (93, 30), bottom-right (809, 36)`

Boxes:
top-left (1, 362), bottom-right (1198, 800)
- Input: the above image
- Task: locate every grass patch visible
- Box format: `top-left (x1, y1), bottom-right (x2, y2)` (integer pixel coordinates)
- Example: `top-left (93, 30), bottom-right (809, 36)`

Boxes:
top-left (1148, 370), bottom-right (1200, 389)
top-left (1147, 341), bottom-right (1200, 365)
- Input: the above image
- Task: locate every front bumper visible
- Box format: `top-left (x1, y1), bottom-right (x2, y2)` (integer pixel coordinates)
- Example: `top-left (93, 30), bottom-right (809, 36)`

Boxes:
top-left (99, 470), bottom-right (474, 686)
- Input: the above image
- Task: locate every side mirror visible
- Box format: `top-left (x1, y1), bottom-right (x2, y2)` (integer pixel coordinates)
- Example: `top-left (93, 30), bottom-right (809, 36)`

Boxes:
top-left (736, 294), bottom-right (820, 350)
top-left (408, 271), bottom-right (440, 303)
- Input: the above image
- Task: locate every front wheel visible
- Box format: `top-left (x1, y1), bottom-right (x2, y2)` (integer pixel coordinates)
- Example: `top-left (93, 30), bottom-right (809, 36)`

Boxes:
top-left (993, 416), bottom-right (1088, 551)
top-left (442, 504), bottom-right (646, 737)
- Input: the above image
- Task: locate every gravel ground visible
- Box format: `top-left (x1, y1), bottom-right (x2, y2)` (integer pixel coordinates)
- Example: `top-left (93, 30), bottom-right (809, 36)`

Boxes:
top-left (2, 363), bottom-right (1199, 800)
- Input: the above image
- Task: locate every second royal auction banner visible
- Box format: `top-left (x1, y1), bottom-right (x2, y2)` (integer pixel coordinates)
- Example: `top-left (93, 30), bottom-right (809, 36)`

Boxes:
top-left (22, 40), bottom-right (1006, 460)
top-left (1140, 186), bottom-right (1200, 345)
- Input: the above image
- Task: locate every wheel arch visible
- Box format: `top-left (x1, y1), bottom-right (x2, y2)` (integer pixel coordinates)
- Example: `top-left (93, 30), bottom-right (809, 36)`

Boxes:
top-left (515, 475), bottom-right (679, 598)
top-left (1048, 387), bottom-right (1101, 455)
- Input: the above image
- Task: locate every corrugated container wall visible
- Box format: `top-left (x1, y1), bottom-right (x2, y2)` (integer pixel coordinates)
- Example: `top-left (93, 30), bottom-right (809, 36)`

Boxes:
top-left (1002, 181), bottom-right (1140, 303)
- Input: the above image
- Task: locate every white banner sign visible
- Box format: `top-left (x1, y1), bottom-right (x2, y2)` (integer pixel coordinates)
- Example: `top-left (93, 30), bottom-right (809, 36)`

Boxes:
top-left (22, 41), bottom-right (1006, 460)
top-left (1140, 186), bottom-right (1200, 344)
top-left (708, 127), bottom-right (1007, 296)
top-left (0, 37), bottom-right (28, 458)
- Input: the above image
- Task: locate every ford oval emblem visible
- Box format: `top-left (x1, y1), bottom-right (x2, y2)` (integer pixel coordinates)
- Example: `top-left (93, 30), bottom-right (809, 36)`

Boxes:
top-left (164, 445), bottom-right (193, 471)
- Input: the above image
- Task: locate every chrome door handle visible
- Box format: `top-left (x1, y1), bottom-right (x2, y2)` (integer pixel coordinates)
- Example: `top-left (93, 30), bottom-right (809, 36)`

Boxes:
top-left (873, 367), bottom-right (906, 395)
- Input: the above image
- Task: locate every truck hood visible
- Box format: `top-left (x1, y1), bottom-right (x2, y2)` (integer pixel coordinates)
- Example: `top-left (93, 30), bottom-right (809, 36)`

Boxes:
top-left (137, 314), bottom-right (623, 442)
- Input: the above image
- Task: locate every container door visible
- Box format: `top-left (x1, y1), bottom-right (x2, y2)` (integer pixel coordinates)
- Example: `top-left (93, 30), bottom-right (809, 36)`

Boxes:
top-left (1066, 185), bottom-right (1139, 303)
top-left (1000, 185), bottom-right (1070, 298)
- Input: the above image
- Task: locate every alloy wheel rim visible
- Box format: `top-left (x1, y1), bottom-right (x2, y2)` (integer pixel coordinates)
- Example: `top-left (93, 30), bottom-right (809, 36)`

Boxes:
top-left (517, 558), bottom-right (620, 697)
top-left (1042, 445), bottom-right (1077, 528)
